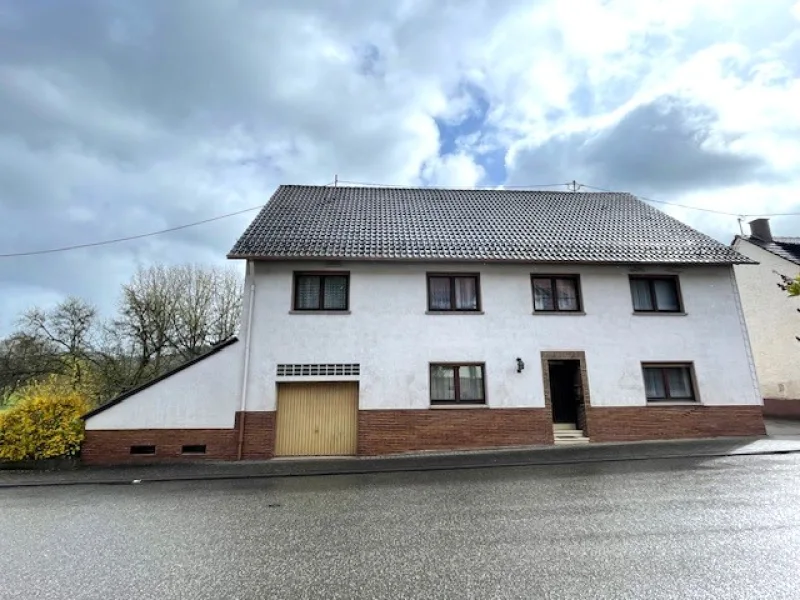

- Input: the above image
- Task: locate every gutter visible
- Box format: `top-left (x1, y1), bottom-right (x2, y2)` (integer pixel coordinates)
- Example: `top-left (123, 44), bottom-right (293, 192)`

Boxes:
top-left (237, 260), bottom-right (256, 460)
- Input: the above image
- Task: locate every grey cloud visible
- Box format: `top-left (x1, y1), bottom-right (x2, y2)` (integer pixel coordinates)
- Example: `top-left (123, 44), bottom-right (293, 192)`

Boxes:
top-left (507, 96), bottom-right (777, 196)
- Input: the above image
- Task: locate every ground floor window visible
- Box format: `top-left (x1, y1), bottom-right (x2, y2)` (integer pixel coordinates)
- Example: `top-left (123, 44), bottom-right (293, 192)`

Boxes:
top-left (430, 363), bottom-right (486, 405)
top-left (642, 363), bottom-right (697, 402)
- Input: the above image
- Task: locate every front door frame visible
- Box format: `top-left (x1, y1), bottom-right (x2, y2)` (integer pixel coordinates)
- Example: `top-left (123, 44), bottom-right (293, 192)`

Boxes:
top-left (541, 351), bottom-right (591, 434)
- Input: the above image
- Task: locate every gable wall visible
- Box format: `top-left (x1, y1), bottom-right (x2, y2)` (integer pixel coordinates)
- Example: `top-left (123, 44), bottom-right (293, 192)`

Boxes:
top-left (733, 239), bottom-right (800, 400)
top-left (84, 341), bottom-right (241, 430)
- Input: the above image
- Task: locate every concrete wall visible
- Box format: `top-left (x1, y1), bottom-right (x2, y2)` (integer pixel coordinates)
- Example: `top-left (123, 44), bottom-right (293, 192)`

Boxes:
top-left (85, 341), bottom-right (241, 430)
top-left (240, 261), bottom-right (760, 412)
top-left (733, 239), bottom-right (800, 400)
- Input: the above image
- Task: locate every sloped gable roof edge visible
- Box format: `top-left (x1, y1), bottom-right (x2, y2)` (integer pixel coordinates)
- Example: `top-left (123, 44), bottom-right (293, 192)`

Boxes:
top-left (82, 337), bottom-right (239, 421)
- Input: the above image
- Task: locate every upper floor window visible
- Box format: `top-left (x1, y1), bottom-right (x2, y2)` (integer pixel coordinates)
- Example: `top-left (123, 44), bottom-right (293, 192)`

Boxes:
top-left (293, 272), bottom-right (349, 311)
top-left (642, 363), bottom-right (697, 403)
top-left (629, 276), bottom-right (682, 313)
top-left (427, 273), bottom-right (481, 312)
top-left (532, 275), bottom-right (582, 312)
top-left (430, 363), bottom-right (486, 405)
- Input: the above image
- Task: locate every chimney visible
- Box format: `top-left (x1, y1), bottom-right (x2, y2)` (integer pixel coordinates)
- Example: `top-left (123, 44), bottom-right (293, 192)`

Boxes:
top-left (749, 218), bottom-right (773, 242)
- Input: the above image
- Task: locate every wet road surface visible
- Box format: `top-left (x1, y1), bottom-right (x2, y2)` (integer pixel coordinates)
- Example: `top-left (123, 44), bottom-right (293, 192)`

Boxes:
top-left (2, 453), bottom-right (800, 599)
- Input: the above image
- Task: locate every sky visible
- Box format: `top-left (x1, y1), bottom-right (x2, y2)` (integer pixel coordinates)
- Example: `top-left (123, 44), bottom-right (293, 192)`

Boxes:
top-left (1, 0), bottom-right (800, 334)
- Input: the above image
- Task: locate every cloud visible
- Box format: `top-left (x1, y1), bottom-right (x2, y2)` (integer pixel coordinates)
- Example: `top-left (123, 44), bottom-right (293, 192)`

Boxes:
top-left (507, 95), bottom-right (777, 196)
top-left (1, 0), bottom-right (800, 333)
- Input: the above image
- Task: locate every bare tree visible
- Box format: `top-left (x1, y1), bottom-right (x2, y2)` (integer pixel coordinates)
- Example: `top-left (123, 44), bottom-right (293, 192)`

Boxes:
top-left (1, 263), bottom-right (242, 406)
top-left (116, 263), bottom-right (242, 366)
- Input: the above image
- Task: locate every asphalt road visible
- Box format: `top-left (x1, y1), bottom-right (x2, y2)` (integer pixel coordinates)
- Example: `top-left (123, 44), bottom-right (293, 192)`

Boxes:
top-left (2, 454), bottom-right (800, 600)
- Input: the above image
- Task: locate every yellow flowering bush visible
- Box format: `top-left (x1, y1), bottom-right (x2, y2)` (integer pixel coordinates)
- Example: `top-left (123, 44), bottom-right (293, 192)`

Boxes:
top-left (0, 376), bottom-right (89, 461)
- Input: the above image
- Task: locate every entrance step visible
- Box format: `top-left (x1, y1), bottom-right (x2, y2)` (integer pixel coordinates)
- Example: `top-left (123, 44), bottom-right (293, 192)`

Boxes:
top-left (553, 423), bottom-right (578, 431)
top-left (553, 425), bottom-right (590, 445)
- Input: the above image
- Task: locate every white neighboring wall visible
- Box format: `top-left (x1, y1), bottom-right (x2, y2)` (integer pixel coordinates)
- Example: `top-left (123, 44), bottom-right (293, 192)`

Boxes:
top-left (85, 341), bottom-right (241, 430)
top-left (733, 239), bottom-right (800, 400)
top-left (240, 261), bottom-right (761, 412)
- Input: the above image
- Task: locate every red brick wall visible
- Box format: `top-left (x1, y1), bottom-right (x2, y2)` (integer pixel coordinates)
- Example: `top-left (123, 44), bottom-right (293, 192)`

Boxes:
top-left (585, 405), bottom-right (766, 442)
top-left (234, 411), bottom-right (275, 460)
top-left (81, 411), bottom-right (275, 465)
top-left (763, 398), bottom-right (800, 419)
top-left (357, 408), bottom-right (553, 455)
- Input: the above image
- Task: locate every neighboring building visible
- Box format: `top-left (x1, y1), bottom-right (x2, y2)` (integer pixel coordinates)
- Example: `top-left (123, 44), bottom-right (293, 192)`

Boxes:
top-left (82, 186), bottom-right (766, 464)
top-left (733, 219), bottom-right (800, 418)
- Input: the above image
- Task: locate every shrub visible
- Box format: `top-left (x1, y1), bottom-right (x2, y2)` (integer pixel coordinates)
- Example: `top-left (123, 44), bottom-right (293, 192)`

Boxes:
top-left (0, 376), bottom-right (89, 461)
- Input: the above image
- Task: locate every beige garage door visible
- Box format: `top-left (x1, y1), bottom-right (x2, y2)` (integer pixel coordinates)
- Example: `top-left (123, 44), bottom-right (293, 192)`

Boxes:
top-left (275, 382), bottom-right (358, 456)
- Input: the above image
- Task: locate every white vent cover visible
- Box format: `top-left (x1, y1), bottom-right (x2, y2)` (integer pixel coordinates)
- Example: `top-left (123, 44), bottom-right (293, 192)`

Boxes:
top-left (276, 364), bottom-right (360, 377)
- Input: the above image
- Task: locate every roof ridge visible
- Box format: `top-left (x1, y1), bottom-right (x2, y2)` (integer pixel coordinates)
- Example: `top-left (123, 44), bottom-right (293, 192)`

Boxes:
top-left (278, 183), bottom-right (637, 196)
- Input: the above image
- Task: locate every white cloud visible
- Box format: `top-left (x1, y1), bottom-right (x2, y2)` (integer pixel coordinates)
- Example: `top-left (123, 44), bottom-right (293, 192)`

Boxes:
top-left (1, 0), bottom-right (800, 332)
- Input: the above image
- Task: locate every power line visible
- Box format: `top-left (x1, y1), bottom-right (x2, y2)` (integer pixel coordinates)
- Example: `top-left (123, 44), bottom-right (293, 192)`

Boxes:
top-left (0, 205), bottom-right (264, 259)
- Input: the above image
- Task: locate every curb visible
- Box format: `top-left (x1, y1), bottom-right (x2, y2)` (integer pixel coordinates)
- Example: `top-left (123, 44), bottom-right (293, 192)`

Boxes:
top-left (3, 444), bottom-right (800, 489)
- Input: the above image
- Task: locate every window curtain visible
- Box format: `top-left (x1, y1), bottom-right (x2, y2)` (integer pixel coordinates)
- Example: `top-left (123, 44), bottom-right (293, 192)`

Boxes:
top-left (296, 276), bottom-right (321, 309)
top-left (454, 277), bottom-right (477, 310)
top-left (666, 367), bottom-right (692, 398)
top-left (429, 277), bottom-right (451, 310)
top-left (430, 366), bottom-right (455, 401)
top-left (654, 280), bottom-right (679, 311)
top-left (458, 366), bottom-right (484, 401)
top-left (323, 276), bottom-right (347, 309)
top-left (533, 279), bottom-right (554, 310)
top-left (555, 279), bottom-right (578, 310)
top-left (643, 368), bottom-right (665, 398)
top-left (631, 279), bottom-right (653, 311)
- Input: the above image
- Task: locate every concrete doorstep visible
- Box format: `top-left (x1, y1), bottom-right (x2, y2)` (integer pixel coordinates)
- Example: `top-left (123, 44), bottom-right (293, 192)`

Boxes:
top-left (3, 435), bottom-right (800, 489)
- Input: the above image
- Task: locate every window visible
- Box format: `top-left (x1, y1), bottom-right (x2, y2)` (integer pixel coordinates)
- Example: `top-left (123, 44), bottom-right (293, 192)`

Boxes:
top-left (293, 273), bottom-right (349, 311)
top-left (430, 364), bottom-right (486, 405)
top-left (427, 274), bottom-right (481, 311)
top-left (181, 444), bottom-right (207, 455)
top-left (532, 276), bottom-right (582, 312)
top-left (642, 364), bottom-right (697, 402)
top-left (629, 276), bottom-right (682, 312)
top-left (130, 445), bottom-right (156, 455)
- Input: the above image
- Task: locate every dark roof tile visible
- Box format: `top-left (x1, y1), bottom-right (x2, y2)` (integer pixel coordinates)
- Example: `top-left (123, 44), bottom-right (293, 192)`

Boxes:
top-left (229, 185), bottom-right (753, 265)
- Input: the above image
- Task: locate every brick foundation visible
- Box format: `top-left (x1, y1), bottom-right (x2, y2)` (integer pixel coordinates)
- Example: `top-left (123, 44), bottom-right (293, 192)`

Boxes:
top-left (357, 408), bottom-right (553, 455)
top-left (585, 405), bottom-right (766, 442)
top-left (81, 411), bottom-right (275, 465)
top-left (762, 398), bottom-right (800, 419)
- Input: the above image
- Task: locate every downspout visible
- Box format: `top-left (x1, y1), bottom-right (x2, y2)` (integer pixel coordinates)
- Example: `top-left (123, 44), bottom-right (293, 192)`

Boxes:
top-left (237, 260), bottom-right (256, 460)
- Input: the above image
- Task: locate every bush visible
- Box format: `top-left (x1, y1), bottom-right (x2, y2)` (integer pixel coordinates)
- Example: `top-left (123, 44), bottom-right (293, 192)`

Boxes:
top-left (0, 376), bottom-right (89, 461)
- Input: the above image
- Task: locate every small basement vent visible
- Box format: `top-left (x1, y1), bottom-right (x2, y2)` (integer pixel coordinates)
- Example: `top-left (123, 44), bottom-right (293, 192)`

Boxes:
top-left (276, 363), bottom-right (360, 377)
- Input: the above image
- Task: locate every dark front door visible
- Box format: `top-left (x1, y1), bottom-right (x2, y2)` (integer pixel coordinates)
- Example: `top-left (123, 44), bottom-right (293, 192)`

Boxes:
top-left (548, 360), bottom-right (580, 424)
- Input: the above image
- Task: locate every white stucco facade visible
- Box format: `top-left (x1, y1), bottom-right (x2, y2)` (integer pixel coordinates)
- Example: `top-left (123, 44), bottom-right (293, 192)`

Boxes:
top-left (238, 260), bottom-right (761, 412)
top-left (85, 341), bottom-right (241, 430)
top-left (733, 239), bottom-right (800, 400)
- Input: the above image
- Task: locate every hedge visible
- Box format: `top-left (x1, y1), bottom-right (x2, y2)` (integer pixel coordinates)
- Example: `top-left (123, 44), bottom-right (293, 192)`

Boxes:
top-left (0, 377), bottom-right (89, 462)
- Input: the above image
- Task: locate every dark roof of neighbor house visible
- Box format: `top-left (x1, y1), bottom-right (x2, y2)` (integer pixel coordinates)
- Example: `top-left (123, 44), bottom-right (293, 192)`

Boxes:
top-left (229, 185), bottom-right (753, 265)
top-left (737, 235), bottom-right (800, 266)
top-left (82, 337), bottom-right (238, 421)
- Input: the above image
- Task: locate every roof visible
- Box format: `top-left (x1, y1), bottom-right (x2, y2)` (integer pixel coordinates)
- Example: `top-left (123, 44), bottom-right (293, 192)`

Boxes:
top-left (229, 185), bottom-right (754, 265)
top-left (737, 235), bottom-right (800, 266)
top-left (82, 337), bottom-right (238, 421)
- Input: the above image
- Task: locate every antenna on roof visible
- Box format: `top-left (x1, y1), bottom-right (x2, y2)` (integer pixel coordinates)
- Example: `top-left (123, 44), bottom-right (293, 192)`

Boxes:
top-left (568, 180), bottom-right (582, 192)
top-left (334, 174), bottom-right (338, 188)
top-left (737, 217), bottom-right (744, 236)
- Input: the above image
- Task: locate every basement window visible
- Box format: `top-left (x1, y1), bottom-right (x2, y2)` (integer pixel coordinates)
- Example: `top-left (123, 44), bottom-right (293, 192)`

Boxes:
top-left (130, 445), bottom-right (156, 455)
top-left (181, 444), bottom-right (207, 455)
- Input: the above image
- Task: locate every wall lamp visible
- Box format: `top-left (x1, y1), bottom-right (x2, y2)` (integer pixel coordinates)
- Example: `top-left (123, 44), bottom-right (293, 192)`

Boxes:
top-left (516, 358), bottom-right (525, 373)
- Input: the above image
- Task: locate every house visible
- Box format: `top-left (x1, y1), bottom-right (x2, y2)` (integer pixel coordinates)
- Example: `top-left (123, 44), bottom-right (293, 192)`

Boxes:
top-left (81, 185), bottom-right (766, 464)
top-left (733, 219), bottom-right (800, 418)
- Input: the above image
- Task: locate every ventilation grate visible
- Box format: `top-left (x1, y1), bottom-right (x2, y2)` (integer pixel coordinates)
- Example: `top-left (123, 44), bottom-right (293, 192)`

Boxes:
top-left (276, 363), bottom-right (360, 377)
